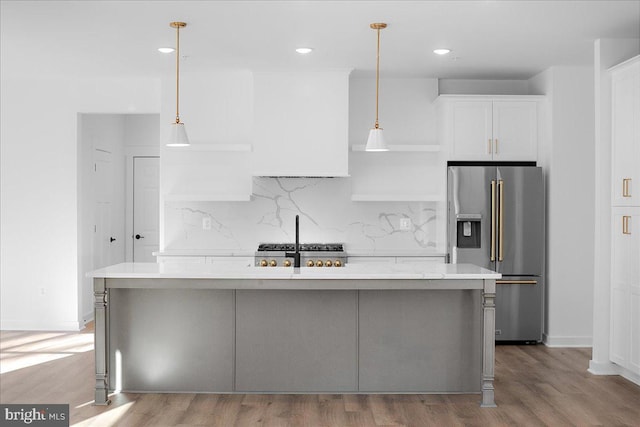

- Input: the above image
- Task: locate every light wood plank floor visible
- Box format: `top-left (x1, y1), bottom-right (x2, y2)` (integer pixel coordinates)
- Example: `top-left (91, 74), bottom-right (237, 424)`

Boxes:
top-left (1, 325), bottom-right (639, 426)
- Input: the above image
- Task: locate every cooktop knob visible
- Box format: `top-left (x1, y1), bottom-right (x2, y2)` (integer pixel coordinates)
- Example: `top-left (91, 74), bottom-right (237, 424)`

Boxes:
top-left (284, 259), bottom-right (292, 267)
top-left (307, 260), bottom-right (315, 267)
top-left (334, 260), bottom-right (342, 267)
top-left (270, 260), bottom-right (277, 267)
top-left (260, 259), bottom-right (268, 267)
top-left (325, 260), bottom-right (333, 267)
top-left (316, 260), bottom-right (324, 267)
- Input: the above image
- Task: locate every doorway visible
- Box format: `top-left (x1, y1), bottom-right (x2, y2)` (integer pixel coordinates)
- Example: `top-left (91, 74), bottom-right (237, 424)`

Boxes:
top-left (133, 157), bottom-right (160, 262)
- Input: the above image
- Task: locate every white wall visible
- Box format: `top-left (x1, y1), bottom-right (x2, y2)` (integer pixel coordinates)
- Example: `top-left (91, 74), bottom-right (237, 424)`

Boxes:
top-left (590, 38), bottom-right (640, 374)
top-left (528, 66), bottom-right (596, 346)
top-left (0, 78), bottom-right (159, 330)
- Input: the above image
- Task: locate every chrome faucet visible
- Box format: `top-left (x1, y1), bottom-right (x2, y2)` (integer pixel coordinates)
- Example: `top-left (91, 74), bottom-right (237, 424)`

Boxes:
top-left (285, 215), bottom-right (301, 268)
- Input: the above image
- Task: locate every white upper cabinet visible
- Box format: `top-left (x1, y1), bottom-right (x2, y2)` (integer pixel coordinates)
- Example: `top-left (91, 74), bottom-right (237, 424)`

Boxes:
top-left (611, 56), bottom-right (640, 206)
top-left (437, 95), bottom-right (540, 161)
top-left (251, 70), bottom-right (351, 177)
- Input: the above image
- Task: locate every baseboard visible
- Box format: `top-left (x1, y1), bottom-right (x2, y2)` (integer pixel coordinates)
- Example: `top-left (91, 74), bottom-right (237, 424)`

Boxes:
top-left (588, 360), bottom-right (621, 375)
top-left (588, 360), bottom-right (640, 386)
top-left (0, 319), bottom-right (82, 331)
top-left (542, 333), bottom-right (592, 347)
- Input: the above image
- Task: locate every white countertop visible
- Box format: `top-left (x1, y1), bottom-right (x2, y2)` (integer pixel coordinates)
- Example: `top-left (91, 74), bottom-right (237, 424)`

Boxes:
top-left (154, 250), bottom-right (447, 258)
top-left (88, 262), bottom-right (500, 280)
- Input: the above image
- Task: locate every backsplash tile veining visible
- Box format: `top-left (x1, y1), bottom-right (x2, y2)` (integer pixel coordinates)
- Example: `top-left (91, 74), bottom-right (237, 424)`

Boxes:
top-left (164, 177), bottom-right (445, 253)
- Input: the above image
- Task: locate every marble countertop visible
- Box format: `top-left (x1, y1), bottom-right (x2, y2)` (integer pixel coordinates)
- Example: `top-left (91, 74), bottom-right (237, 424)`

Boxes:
top-left (88, 262), bottom-right (500, 280)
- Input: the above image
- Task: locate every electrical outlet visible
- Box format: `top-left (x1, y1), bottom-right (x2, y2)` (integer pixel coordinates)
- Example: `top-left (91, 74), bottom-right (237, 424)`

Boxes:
top-left (399, 218), bottom-right (411, 230)
top-left (202, 217), bottom-right (212, 230)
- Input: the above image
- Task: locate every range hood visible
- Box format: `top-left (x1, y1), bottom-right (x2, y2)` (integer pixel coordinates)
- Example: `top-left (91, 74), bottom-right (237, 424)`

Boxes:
top-left (251, 70), bottom-right (352, 177)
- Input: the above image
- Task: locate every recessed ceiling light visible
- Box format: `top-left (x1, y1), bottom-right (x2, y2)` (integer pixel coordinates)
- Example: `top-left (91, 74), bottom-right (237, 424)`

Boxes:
top-left (158, 47), bottom-right (175, 53)
top-left (433, 48), bottom-right (451, 55)
top-left (295, 47), bottom-right (313, 54)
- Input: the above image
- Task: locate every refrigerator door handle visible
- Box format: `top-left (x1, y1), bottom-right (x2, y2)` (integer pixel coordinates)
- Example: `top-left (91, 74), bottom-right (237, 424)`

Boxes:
top-left (491, 179), bottom-right (497, 261)
top-left (498, 179), bottom-right (504, 262)
top-left (496, 280), bottom-right (537, 285)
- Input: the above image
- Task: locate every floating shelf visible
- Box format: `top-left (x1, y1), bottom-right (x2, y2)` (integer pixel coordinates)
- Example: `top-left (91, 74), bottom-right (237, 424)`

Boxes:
top-left (350, 194), bottom-right (445, 202)
top-left (166, 144), bottom-right (252, 152)
top-left (165, 194), bottom-right (253, 202)
top-left (351, 144), bottom-right (440, 152)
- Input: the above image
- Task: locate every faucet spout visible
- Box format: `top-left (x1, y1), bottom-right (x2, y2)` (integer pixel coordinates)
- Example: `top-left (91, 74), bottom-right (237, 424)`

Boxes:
top-left (285, 215), bottom-right (301, 268)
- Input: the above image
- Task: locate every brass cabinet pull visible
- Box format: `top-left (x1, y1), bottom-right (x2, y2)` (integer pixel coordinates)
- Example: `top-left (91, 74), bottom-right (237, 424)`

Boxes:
top-left (496, 280), bottom-right (538, 285)
top-left (488, 139), bottom-right (492, 155)
top-left (623, 178), bottom-right (632, 198)
top-left (623, 215), bottom-right (631, 235)
top-left (491, 180), bottom-right (496, 261)
top-left (498, 179), bottom-right (504, 262)
top-left (495, 138), bottom-right (499, 155)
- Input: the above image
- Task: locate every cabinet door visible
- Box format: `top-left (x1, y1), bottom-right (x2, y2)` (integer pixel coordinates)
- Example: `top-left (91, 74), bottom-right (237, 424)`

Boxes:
top-left (611, 59), bottom-right (640, 206)
top-left (492, 101), bottom-right (537, 161)
top-left (610, 208), bottom-right (640, 373)
top-left (449, 101), bottom-right (493, 161)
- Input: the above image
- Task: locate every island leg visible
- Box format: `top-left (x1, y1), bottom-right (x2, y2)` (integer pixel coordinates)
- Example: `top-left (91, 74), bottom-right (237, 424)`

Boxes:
top-left (94, 278), bottom-right (111, 405)
top-left (481, 278), bottom-right (497, 407)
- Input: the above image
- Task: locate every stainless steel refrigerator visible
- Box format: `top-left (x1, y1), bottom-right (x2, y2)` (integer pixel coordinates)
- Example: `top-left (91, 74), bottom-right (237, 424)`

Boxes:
top-left (447, 165), bottom-right (544, 343)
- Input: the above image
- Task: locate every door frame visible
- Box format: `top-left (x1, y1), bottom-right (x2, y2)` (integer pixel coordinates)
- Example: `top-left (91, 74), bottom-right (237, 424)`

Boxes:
top-left (125, 149), bottom-right (159, 262)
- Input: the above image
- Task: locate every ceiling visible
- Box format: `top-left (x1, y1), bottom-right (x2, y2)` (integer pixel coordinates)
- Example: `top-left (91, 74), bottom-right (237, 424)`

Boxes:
top-left (1, 0), bottom-right (639, 80)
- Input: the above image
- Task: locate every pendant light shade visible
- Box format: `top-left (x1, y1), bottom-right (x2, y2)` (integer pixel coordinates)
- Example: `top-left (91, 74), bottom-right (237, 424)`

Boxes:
top-left (366, 128), bottom-right (387, 151)
top-left (169, 122), bottom-right (189, 147)
top-left (365, 22), bottom-right (389, 152)
top-left (167, 21), bottom-right (190, 147)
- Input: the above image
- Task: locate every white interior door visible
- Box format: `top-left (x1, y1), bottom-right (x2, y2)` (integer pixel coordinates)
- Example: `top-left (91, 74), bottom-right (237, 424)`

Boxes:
top-left (133, 157), bottom-right (160, 262)
top-left (93, 149), bottom-right (117, 269)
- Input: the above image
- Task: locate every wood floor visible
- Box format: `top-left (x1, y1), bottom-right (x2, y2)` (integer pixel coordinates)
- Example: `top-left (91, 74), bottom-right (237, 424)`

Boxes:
top-left (1, 326), bottom-right (639, 427)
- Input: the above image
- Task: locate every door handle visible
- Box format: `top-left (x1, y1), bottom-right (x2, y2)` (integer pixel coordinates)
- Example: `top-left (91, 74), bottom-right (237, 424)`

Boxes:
top-left (496, 280), bottom-right (537, 285)
top-left (110, 237), bottom-right (116, 243)
top-left (623, 178), bottom-right (632, 197)
top-left (491, 180), bottom-right (496, 261)
top-left (135, 234), bottom-right (144, 240)
top-left (498, 179), bottom-right (504, 262)
top-left (623, 216), bottom-right (631, 235)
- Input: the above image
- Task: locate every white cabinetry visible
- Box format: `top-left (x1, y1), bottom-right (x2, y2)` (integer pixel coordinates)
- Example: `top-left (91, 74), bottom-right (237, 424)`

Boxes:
top-left (252, 70), bottom-right (351, 177)
top-left (611, 57), bottom-right (640, 206)
top-left (610, 55), bottom-right (640, 377)
top-left (437, 95), bottom-right (540, 161)
top-left (610, 208), bottom-right (640, 375)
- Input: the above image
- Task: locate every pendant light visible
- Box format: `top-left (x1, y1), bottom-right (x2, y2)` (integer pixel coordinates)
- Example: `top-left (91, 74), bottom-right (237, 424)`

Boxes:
top-left (365, 22), bottom-right (389, 152)
top-left (167, 21), bottom-right (190, 147)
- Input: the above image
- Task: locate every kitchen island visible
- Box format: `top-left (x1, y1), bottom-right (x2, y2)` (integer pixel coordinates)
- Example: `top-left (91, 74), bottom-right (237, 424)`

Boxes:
top-left (88, 262), bottom-right (499, 407)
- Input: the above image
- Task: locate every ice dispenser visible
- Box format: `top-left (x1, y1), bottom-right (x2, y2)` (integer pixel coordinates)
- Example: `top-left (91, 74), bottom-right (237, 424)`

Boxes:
top-left (456, 214), bottom-right (481, 248)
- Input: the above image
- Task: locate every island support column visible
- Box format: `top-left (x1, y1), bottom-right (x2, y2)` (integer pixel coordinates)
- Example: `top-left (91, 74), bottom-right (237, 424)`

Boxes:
top-left (481, 278), bottom-right (497, 407)
top-left (94, 278), bottom-right (110, 405)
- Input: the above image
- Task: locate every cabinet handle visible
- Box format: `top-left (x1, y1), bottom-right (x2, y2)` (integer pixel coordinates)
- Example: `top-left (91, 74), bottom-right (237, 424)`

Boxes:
top-left (487, 139), bottom-right (492, 155)
top-left (623, 178), bottom-right (632, 197)
top-left (495, 138), bottom-right (499, 155)
top-left (623, 216), bottom-right (631, 235)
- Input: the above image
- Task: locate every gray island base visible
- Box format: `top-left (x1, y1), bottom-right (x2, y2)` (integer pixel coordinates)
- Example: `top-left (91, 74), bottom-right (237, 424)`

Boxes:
top-left (90, 262), bottom-right (499, 407)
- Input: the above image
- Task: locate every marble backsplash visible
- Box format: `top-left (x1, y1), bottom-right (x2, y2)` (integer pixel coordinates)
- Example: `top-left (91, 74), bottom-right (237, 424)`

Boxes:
top-left (163, 177), bottom-right (446, 254)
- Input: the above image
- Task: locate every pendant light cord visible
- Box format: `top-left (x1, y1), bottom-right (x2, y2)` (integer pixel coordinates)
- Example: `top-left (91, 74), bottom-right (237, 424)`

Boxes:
top-left (374, 26), bottom-right (380, 129)
top-left (175, 23), bottom-right (181, 124)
